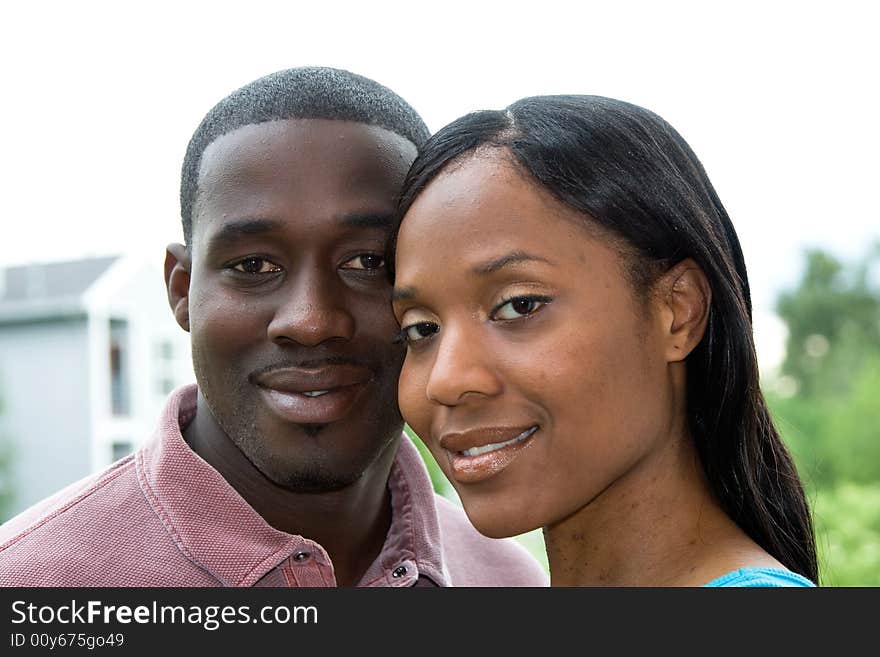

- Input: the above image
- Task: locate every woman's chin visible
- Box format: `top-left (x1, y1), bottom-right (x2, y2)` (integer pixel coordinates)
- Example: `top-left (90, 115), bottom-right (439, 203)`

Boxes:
top-left (463, 505), bottom-right (543, 540)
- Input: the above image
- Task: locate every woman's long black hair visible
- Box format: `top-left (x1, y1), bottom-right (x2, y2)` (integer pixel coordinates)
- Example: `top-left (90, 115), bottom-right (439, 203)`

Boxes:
top-left (388, 95), bottom-right (818, 583)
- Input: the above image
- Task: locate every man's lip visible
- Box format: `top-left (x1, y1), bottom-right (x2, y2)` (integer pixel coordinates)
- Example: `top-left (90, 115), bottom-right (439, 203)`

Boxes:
top-left (257, 385), bottom-right (368, 425)
top-left (252, 364), bottom-right (373, 393)
top-left (438, 426), bottom-right (539, 454)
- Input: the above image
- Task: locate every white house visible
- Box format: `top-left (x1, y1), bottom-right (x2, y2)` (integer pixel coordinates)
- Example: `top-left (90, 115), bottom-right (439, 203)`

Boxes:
top-left (0, 254), bottom-right (194, 520)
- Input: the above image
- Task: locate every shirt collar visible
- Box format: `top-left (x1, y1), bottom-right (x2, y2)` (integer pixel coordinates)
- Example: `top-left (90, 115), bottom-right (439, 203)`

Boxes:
top-left (136, 384), bottom-right (449, 587)
top-left (357, 426), bottom-right (450, 587)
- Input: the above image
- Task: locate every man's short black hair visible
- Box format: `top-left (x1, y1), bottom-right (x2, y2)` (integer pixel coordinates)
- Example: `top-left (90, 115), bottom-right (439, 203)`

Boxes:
top-left (179, 66), bottom-right (430, 245)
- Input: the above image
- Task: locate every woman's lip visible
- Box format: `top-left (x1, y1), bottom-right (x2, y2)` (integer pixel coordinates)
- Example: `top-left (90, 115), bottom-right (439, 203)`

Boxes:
top-left (257, 383), bottom-right (366, 425)
top-left (445, 426), bottom-right (539, 484)
top-left (438, 425), bottom-right (539, 453)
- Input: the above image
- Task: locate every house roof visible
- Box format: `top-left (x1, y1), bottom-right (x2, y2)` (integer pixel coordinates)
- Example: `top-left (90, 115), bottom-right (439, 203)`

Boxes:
top-left (1, 256), bottom-right (119, 302)
top-left (0, 255), bottom-right (121, 323)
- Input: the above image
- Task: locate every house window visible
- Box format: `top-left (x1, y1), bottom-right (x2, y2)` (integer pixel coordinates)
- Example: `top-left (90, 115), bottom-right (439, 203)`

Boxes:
top-left (157, 376), bottom-right (175, 395)
top-left (110, 319), bottom-right (130, 415)
top-left (154, 339), bottom-right (177, 397)
top-left (156, 341), bottom-right (174, 360)
top-left (111, 440), bottom-right (133, 461)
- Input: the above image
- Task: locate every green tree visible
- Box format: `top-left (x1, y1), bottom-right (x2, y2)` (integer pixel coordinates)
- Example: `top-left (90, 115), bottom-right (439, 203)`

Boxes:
top-left (776, 244), bottom-right (880, 398)
top-left (772, 242), bottom-right (880, 486)
top-left (812, 483), bottom-right (880, 586)
top-left (767, 242), bottom-right (880, 585)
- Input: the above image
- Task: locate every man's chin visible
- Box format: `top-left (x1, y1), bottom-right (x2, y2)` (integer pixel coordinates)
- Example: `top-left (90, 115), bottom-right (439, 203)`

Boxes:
top-left (262, 463), bottom-right (363, 494)
top-left (299, 423), bottom-right (328, 438)
top-left (239, 413), bottom-right (404, 493)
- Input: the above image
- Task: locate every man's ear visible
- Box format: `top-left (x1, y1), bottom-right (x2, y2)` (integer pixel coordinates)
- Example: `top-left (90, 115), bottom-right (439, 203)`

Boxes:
top-left (165, 243), bottom-right (191, 332)
top-left (657, 258), bottom-right (711, 362)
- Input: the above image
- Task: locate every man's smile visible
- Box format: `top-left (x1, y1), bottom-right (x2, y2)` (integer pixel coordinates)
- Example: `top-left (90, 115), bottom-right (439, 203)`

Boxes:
top-left (252, 363), bottom-right (374, 425)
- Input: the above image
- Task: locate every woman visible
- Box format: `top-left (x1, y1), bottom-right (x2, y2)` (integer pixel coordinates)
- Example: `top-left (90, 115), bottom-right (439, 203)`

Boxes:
top-left (388, 95), bottom-right (818, 586)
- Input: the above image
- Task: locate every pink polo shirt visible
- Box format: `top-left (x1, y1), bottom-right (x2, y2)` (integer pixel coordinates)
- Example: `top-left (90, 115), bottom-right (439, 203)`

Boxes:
top-left (0, 385), bottom-right (548, 587)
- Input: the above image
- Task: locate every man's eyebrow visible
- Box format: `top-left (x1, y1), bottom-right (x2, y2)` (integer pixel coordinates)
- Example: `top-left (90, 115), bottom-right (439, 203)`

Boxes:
top-left (472, 251), bottom-right (554, 275)
top-left (341, 212), bottom-right (394, 230)
top-left (207, 218), bottom-right (281, 248)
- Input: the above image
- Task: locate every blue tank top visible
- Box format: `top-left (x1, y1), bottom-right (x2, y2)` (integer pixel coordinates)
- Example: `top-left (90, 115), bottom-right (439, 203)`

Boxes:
top-left (703, 567), bottom-right (816, 587)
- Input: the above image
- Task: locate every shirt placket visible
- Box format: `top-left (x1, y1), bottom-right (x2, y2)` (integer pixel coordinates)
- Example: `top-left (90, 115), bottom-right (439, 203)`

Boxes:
top-left (283, 541), bottom-right (336, 587)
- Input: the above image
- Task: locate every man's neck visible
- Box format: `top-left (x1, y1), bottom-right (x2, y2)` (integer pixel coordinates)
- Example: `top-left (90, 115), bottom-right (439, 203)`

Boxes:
top-left (183, 398), bottom-right (398, 586)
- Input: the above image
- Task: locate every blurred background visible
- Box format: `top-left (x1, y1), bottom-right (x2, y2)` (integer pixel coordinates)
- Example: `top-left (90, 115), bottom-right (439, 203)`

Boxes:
top-left (0, 0), bottom-right (876, 585)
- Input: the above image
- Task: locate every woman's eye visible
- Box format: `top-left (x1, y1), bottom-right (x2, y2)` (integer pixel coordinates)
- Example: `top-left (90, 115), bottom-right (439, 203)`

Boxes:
top-left (232, 257), bottom-right (282, 274)
top-left (403, 322), bottom-right (439, 343)
top-left (492, 296), bottom-right (549, 320)
top-left (341, 254), bottom-right (385, 271)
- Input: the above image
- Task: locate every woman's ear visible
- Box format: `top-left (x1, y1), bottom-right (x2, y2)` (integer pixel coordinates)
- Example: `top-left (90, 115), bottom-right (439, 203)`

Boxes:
top-left (657, 258), bottom-right (711, 362)
top-left (164, 243), bottom-right (192, 332)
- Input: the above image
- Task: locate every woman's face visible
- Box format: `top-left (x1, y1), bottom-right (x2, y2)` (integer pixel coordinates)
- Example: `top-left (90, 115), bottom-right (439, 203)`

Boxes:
top-left (392, 153), bottom-right (677, 538)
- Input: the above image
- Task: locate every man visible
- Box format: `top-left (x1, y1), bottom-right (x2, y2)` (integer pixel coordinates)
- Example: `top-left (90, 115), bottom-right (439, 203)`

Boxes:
top-left (0, 67), bottom-right (548, 586)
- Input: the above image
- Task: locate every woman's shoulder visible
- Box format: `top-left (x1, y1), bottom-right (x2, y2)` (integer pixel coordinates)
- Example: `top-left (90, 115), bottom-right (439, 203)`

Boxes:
top-left (702, 567), bottom-right (816, 587)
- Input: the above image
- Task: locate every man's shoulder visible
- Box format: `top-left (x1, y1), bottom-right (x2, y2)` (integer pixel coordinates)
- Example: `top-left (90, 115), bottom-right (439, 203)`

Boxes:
top-left (0, 456), bottom-right (136, 545)
top-left (0, 455), bottom-right (167, 586)
top-left (433, 494), bottom-right (549, 587)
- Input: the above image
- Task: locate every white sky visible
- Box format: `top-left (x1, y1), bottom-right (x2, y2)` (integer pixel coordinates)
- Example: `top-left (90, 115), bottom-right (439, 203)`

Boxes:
top-left (2, 0), bottom-right (877, 371)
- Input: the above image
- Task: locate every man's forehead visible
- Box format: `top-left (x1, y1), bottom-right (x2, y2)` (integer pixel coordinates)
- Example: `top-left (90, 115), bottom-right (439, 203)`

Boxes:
top-left (189, 118), bottom-right (416, 244)
top-left (197, 118), bottom-right (417, 183)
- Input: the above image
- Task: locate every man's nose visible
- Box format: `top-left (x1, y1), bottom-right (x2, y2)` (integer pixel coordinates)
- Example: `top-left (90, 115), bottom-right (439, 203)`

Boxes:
top-left (424, 324), bottom-right (502, 406)
top-left (267, 268), bottom-right (356, 346)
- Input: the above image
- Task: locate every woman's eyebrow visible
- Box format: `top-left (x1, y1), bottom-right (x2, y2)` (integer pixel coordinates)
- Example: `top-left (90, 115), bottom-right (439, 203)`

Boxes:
top-left (393, 251), bottom-right (554, 304)
top-left (392, 286), bottom-right (416, 303)
top-left (472, 251), bottom-right (554, 275)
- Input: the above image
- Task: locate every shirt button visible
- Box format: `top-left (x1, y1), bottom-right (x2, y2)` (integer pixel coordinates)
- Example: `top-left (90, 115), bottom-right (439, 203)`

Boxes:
top-left (293, 551), bottom-right (311, 562)
top-left (392, 566), bottom-right (408, 578)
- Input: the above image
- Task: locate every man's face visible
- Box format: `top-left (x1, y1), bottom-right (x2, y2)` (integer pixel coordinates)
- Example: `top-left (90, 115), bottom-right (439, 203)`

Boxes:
top-left (180, 118), bottom-right (416, 492)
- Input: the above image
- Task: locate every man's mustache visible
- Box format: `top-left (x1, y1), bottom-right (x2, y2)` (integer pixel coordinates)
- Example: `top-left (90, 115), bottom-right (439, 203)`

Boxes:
top-left (248, 355), bottom-right (380, 382)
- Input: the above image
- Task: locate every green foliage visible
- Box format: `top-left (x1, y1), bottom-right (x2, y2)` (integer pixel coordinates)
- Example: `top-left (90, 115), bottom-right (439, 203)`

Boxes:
top-left (767, 241), bottom-right (880, 586)
top-left (767, 390), bottom-right (833, 487)
top-left (513, 528), bottom-right (550, 574)
top-left (767, 359), bottom-right (880, 490)
top-left (823, 360), bottom-right (880, 485)
top-left (403, 424), bottom-right (455, 499)
top-left (812, 482), bottom-right (880, 586)
top-left (770, 243), bottom-right (880, 488)
top-left (776, 245), bottom-right (880, 398)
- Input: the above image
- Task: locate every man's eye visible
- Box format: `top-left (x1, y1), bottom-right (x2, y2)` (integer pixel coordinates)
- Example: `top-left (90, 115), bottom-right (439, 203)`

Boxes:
top-left (231, 257), bottom-right (282, 274)
top-left (341, 254), bottom-right (385, 271)
top-left (491, 296), bottom-right (550, 321)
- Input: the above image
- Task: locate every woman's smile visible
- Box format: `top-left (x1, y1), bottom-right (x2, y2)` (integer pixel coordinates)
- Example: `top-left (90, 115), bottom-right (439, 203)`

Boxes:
top-left (439, 424), bottom-right (540, 484)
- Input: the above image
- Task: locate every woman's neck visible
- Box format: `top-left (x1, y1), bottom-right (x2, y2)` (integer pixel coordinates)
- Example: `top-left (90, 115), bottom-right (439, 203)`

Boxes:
top-left (542, 431), bottom-right (778, 587)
